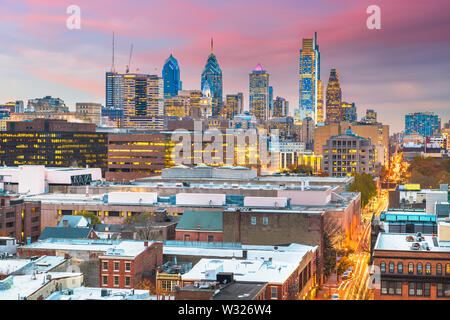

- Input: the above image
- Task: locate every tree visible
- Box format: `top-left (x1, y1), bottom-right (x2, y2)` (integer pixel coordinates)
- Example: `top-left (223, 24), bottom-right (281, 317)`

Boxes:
top-left (348, 173), bottom-right (377, 207)
top-left (286, 164), bottom-right (314, 176)
top-left (81, 211), bottom-right (101, 225)
top-left (125, 212), bottom-right (159, 240)
top-left (407, 156), bottom-right (450, 189)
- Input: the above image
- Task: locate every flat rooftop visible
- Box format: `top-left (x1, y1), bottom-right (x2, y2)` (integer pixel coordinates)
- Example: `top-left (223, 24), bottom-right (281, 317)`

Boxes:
top-left (46, 287), bottom-right (154, 300)
top-left (374, 233), bottom-right (450, 253)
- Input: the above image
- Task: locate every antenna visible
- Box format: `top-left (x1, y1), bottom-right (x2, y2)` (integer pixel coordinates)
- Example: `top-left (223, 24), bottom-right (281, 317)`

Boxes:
top-left (211, 37), bottom-right (213, 54)
top-left (111, 32), bottom-right (116, 73)
top-left (126, 44), bottom-right (133, 74)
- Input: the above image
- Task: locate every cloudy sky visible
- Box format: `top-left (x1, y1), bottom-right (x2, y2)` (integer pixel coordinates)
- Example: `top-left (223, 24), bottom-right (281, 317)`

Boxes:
top-left (0, 0), bottom-right (449, 132)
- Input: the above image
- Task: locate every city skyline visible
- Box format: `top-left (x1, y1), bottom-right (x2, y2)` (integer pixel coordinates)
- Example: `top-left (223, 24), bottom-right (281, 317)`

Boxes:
top-left (0, 0), bottom-right (449, 132)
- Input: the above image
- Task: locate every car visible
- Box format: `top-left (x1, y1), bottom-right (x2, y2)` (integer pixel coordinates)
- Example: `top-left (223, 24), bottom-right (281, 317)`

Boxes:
top-left (331, 293), bottom-right (339, 300)
top-left (342, 271), bottom-right (350, 280)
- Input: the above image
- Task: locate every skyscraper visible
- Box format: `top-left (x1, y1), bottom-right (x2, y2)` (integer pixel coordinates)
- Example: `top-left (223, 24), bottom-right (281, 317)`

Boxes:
top-left (223, 93), bottom-right (244, 120)
top-left (405, 112), bottom-right (441, 137)
top-left (341, 102), bottom-right (357, 123)
top-left (268, 86), bottom-right (273, 117)
top-left (325, 69), bottom-right (342, 124)
top-left (249, 63), bottom-right (270, 122)
top-left (316, 80), bottom-right (324, 123)
top-left (201, 38), bottom-right (223, 117)
top-left (272, 97), bottom-right (289, 118)
top-left (297, 32), bottom-right (320, 124)
top-left (122, 73), bottom-right (164, 129)
top-left (162, 54), bottom-right (182, 98)
top-left (106, 72), bottom-right (124, 109)
top-left (365, 109), bottom-right (377, 124)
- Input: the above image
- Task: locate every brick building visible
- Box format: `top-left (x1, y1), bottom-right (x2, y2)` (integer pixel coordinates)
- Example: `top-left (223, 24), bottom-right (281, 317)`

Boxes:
top-left (175, 210), bottom-right (223, 242)
top-left (99, 241), bottom-right (163, 289)
top-left (0, 196), bottom-right (41, 243)
top-left (372, 230), bottom-right (450, 300)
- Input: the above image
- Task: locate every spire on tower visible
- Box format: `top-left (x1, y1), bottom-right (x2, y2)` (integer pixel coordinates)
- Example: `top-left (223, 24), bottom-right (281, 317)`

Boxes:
top-left (111, 31), bottom-right (116, 73)
top-left (211, 37), bottom-right (213, 54)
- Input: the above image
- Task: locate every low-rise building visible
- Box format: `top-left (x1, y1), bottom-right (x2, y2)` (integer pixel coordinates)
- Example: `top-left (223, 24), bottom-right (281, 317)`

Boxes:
top-left (175, 210), bottom-right (223, 242)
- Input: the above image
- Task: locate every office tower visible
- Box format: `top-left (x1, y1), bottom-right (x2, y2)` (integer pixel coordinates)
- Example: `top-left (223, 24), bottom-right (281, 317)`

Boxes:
top-left (106, 72), bottom-right (124, 109)
top-left (223, 93), bottom-right (244, 120)
top-left (162, 54), bottom-right (182, 98)
top-left (272, 97), bottom-right (289, 118)
top-left (316, 80), bottom-right (324, 123)
top-left (27, 96), bottom-right (68, 113)
top-left (164, 95), bottom-right (191, 119)
top-left (122, 73), bottom-right (164, 129)
top-left (268, 116), bottom-right (294, 140)
top-left (201, 38), bottom-right (223, 117)
top-left (325, 69), bottom-right (342, 124)
top-left (322, 129), bottom-right (376, 177)
top-left (268, 86), bottom-right (273, 117)
top-left (297, 32), bottom-right (320, 123)
top-left (365, 109), bottom-right (377, 124)
top-left (352, 122), bottom-right (390, 166)
top-left (341, 102), bottom-right (357, 123)
top-left (405, 112), bottom-right (441, 137)
top-left (249, 63), bottom-right (270, 122)
top-left (75, 103), bottom-right (102, 125)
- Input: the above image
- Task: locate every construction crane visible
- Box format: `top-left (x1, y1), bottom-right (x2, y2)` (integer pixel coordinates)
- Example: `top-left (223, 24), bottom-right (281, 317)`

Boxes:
top-left (126, 44), bottom-right (133, 74)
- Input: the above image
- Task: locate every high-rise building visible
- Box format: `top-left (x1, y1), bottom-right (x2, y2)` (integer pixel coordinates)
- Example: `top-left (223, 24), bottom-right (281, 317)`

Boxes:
top-left (364, 109), bottom-right (377, 124)
top-left (106, 72), bottom-right (124, 109)
top-left (341, 102), bottom-right (357, 123)
top-left (316, 80), bottom-right (324, 124)
top-left (297, 32), bottom-right (320, 124)
top-left (322, 129), bottom-right (377, 177)
top-left (122, 73), bottom-right (164, 130)
top-left (222, 93), bottom-right (244, 120)
top-left (164, 95), bottom-right (191, 119)
top-left (249, 63), bottom-right (270, 122)
top-left (268, 86), bottom-right (273, 117)
top-left (75, 102), bottom-right (102, 125)
top-left (272, 97), bottom-right (289, 118)
top-left (27, 96), bottom-right (68, 113)
top-left (405, 112), bottom-right (441, 137)
top-left (162, 54), bottom-right (182, 98)
top-left (201, 39), bottom-right (223, 117)
top-left (325, 69), bottom-right (342, 124)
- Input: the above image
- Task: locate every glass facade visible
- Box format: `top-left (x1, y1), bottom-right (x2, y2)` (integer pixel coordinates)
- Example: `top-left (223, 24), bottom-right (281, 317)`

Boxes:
top-left (201, 41), bottom-right (223, 117)
top-left (162, 54), bottom-right (182, 98)
top-left (405, 112), bottom-right (441, 137)
top-left (325, 68), bottom-right (342, 123)
top-left (249, 64), bottom-right (270, 122)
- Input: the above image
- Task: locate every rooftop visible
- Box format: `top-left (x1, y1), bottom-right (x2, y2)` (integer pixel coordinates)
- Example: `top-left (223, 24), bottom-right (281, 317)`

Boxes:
top-left (176, 210), bottom-right (223, 232)
top-left (374, 233), bottom-right (450, 253)
top-left (46, 287), bottom-right (154, 300)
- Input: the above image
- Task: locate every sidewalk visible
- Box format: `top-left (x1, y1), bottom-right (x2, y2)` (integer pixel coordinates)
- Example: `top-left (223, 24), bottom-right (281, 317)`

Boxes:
top-left (316, 273), bottom-right (339, 300)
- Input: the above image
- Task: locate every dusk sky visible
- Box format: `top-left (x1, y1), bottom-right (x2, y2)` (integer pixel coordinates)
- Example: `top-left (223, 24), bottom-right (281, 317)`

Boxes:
top-left (0, 0), bottom-right (449, 132)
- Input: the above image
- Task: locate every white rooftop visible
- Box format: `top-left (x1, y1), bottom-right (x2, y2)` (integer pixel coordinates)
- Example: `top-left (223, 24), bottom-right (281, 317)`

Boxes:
top-left (0, 272), bottom-right (82, 300)
top-left (0, 259), bottom-right (31, 275)
top-left (374, 233), bottom-right (450, 252)
top-left (46, 287), bottom-right (156, 300)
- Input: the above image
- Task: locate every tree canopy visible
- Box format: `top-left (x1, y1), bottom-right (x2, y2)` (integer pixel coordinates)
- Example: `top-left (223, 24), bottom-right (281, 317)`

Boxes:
top-left (407, 156), bottom-right (450, 189)
top-left (348, 173), bottom-right (377, 207)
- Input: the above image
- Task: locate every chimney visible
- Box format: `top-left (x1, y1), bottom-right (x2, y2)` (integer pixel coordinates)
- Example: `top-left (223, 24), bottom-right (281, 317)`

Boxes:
top-left (198, 223), bottom-right (201, 229)
top-left (144, 241), bottom-right (148, 247)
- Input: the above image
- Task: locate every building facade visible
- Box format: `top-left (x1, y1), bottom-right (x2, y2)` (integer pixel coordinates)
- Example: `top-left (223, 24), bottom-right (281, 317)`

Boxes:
top-left (405, 112), bottom-right (441, 137)
top-left (201, 40), bottom-right (223, 117)
top-left (162, 54), bottom-right (182, 98)
top-left (325, 69), bottom-right (342, 124)
top-left (249, 64), bottom-right (270, 122)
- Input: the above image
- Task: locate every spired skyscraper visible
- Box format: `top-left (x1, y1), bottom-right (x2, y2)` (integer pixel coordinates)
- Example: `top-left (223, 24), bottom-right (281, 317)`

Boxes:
top-left (201, 38), bottom-right (223, 117)
top-left (325, 68), bottom-right (342, 124)
top-left (162, 54), bottom-right (182, 98)
top-left (249, 63), bottom-right (270, 122)
top-left (297, 32), bottom-right (320, 124)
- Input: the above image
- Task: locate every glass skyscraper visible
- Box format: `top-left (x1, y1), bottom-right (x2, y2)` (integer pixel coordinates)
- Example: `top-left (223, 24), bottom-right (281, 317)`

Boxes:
top-left (162, 54), bottom-right (182, 98)
top-left (201, 39), bottom-right (223, 117)
top-left (325, 68), bottom-right (342, 124)
top-left (405, 112), bottom-right (441, 137)
top-left (341, 102), bottom-right (357, 123)
top-left (297, 32), bottom-right (320, 124)
top-left (249, 63), bottom-right (270, 122)
top-left (105, 72), bottom-right (124, 109)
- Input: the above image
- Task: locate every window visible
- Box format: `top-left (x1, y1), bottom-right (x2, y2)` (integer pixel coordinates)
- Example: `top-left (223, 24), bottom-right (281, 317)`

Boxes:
top-left (271, 286), bottom-right (278, 299)
top-left (381, 281), bottom-right (387, 295)
top-left (388, 281), bottom-right (395, 295)
top-left (125, 262), bottom-right (131, 272)
top-left (446, 264), bottom-right (450, 275)
top-left (408, 263), bottom-right (414, 274)
top-left (425, 263), bottom-right (431, 275)
top-left (207, 235), bottom-right (214, 242)
top-left (184, 234), bottom-right (190, 241)
top-left (389, 262), bottom-right (395, 273)
top-left (408, 282), bottom-right (415, 296)
top-left (416, 282), bottom-right (423, 296)
top-left (251, 217), bottom-right (256, 225)
top-left (102, 275), bottom-right (108, 286)
top-left (263, 217), bottom-right (268, 225)
top-left (114, 276), bottom-right (119, 287)
top-left (445, 284), bottom-right (450, 297)
top-left (395, 282), bottom-right (402, 295)
top-left (114, 261), bottom-right (120, 272)
top-left (380, 261), bottom-right (386, 273)
top-left (397, 262), bottom-right (403, 274)
top-left (417, 263), bottom-right (422, 275)
top-left (424, 283), bottom-right (430, 297)
top-left (437, 263), bottom-right (442, 275)
top-left (102, 261), bottom-right (108, 271)
top-left (125, 276), bottom-right (131, 287)
top-left (437, 283), bottom-right (443, 297)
